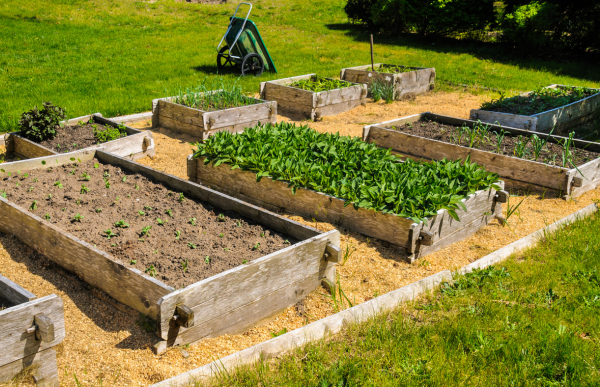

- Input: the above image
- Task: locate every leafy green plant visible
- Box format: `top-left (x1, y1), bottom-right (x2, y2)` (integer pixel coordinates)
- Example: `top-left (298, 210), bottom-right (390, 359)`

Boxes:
top-left (80, 172), bottom-right (90, 181)
top-left (169, 77), bottom-right (257, 111)
top-left (80, 184), bottom-right (90, 194)
top-left (138, 210), bottom-right (145, 217)
top-left (370, 79), bottom-right (395, 103)
top-left (513, 136), bottom-right (530, 158)
top-left (165, 209), bottom-right (173, 217)
top-left (253, 242), bottom-right (260, 251)
top-left (156, 218), bottom-right (166, 225)
top-left (193, 122), bottom-right (501, 223)
top-left (270, 328), bottom-right (288, 338)
top-left (29, 200), bottom-right (38, 210)
top-left (189, 218), bottom-right (197, 226)
top-left (175, 230), bottom-right (181, 239)
top-left (73, 213), bottom-right (84, 222)
top-left (144, 205), bottom-right (152, 211)
top-left (290, 75), bottom-right (352, 92)
top-left (122, 176), bottom-right (126, 182)
top-left (182, 259), bottom-right (189, 273)
top-left (28, 186), bottom-right (34, 192)
top-left (105, 180), bottom-right (111, 189)
top-left (145, 265), bottom-right (157, 277)
top-left (204, 255), bottom-right (211, 264)
top-left (93, 124), bottom-right (127, 143)
top-left (188, 242), bottom-right (196, 249)
top-left (104, 229), bottom-right (117, 239)
top-left (217, 213), bottom-right (225, 222)
top-left (19, 102), bottom-right (66, 142)
top-left (54, 181), bottom-right (63, 188)
top-left (178, 193), bottom-right (185, 202)
top-left (141, 225), bottom-right (152, 236)
top-left (115, 220), bottom-right (129, 228)
top-left (95, 208), bottom-right (102, 213)
top-left (43, 213), bottom-right (51, 221)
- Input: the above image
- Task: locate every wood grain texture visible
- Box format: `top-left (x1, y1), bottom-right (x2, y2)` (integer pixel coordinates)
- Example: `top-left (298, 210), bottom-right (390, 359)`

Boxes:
top-left (0, 295), bottom-right (64, 365)
top-left (195, 158), bottom-right (499, 254)
top-left (0, 275), bottom-right (36, 304)
top-left (157, 230), bottom-right (339, 341)
top-left (261, 81), bottom-right (315, 107)
top-left (470, 109), bottom-right (538, 131)
top-left (314, 98), bottom-right (366, 118)
top-left (106, 112), bottom-right (153, 124)
top-left (315, 84), bottom-right (366, 107)
top-left (151, 270), bottom-right (451, 386)
top-left (0, 348), bottom-right (58, 387)
top-left (11, 135), bottom-right (56, 159)
top-left (568, 157), bottom-right (600, 197)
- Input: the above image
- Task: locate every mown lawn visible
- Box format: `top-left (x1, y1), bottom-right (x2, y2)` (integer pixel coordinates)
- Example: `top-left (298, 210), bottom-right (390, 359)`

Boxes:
top-left (1, 0), bottom-right (599, 132)
top-left (209, 213), bottom-right (600, 386)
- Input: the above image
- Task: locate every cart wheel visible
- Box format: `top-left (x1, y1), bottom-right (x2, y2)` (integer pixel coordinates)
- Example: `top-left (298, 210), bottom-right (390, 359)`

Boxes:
top-left (241, 53), bottom-right (264, 77)
top-left (217, 46), bottom-right (235, 70)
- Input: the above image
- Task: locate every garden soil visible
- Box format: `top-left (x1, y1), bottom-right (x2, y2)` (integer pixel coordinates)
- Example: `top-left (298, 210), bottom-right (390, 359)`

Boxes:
top-left (38, 123), bottom-right (115, 153)
top-left (2, 90), bottom-right (600, 386)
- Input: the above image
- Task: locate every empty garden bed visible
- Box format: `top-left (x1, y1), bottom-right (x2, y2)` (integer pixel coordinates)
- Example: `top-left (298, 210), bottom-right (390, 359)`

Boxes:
top-left (340, 64), bottom-right (435, 100)
top-left (4, 114), bottom-right (155, 161)
top-left (470, 84), bottom-right (600, 134)
top-left (0, 149), bottom-right (340, 354)
top-left (260, 74), bottom-right (366, 121)
top-left (363, 112), bottom-right (600, 198)
top-left (188, 122), bottom-right (506, 261)
top-left (0, 275), bottom-right (64, 387)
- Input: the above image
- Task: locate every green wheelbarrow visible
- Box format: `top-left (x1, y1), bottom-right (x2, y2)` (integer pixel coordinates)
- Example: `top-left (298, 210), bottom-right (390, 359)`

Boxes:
top-left (216, 2), bottom-right (277, 76)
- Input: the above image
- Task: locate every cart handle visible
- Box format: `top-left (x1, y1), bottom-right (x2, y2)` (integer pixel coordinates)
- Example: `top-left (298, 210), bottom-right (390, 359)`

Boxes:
top-left (216, 2), bottom-right (252, 58)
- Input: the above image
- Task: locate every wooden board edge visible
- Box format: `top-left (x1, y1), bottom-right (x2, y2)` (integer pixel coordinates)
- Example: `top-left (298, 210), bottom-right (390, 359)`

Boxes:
top-left (0, 274), bottom-right (36, 304)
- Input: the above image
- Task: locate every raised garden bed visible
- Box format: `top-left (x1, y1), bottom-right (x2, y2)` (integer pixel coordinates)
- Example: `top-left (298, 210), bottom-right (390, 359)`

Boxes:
top-left (470, 84), bottom-right (600, 135)
top-left (4, 114), bottom-right (155, 162)
top-left (187, 123), bottom-right (506, 261)
top-left (259, 74), bottom-right (367, 121)
top-left (340, 64), bottom-right (436, 100)
top-left (0, 149), bottom-right (340, 354)
top-left (363, 112), bottom-right (600, 198)
top-left (0, 275), bottom-right (64, 386)
top-left (151, 91), bottom-right (276, 139)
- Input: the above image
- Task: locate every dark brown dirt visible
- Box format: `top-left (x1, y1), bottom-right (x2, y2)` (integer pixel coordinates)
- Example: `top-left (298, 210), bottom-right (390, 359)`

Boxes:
top-left (0, 295), bottom-right (15, 310)
top-left (0, 159), bottom-right (296, 288)
top-left (38, 123), bottom-right (123, 153)
top-left (392, 120), bottom-right (600, 167)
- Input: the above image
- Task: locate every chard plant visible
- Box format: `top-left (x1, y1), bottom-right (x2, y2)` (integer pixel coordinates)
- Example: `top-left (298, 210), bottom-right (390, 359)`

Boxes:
top-left (193, 122), bottom-right (501, 223)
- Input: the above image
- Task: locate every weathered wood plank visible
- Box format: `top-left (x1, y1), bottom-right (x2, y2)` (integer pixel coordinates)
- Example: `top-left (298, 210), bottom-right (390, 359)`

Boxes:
top-left (106, 111), bottom-right (153, 124)
top-left (157, 100), bottom-right (205, 128)
top-left (366, 125), bottom-right (568, 190)
top-left (98, 151), bottom-right (321, 242)
top-left (470, 109), bottom-right (538, 131)
top-left (340, 65), bottom-right (434, 100)
top-left (0, 348), bottom-right (58, 387)
top-left (11, 135), bottom-right (56, 159)
top-left (203, 101), bottom-right (276, 131)
top-left (99, 131), bottom-right (155, 159)
top-left (314, 98), bottom-right (366, 119)
top-left (261, 81), bottom-right (315, 107)
top-left (0, 275), bottom-right (36, 304)
top-left (315, 84), bottom-right (366, 107)
top-left (0, 196), bottom-right (173, 319)
top-left (0, 295), bottom-right (64, 365)
top-left (201, 118), bottom-right (276, 140)
top-left (0, 149), bottom-right (97, 174)
top-left (568, 157), bottom-right (600, 197)
top-left (157, 115), bottom-right (204, 137)
top-left (157, 231), bottom-right (338, 340)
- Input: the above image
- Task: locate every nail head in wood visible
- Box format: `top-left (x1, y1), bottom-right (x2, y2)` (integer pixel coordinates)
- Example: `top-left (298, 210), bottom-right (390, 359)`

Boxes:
top-left (34, 314), bottom-right (55, 342)
top-left (495, 190), bottom-right (509, 203)
top-left (174, 304), bottom-right (194, 328)
top-left (324, 243), bottom-right (341, 263)
top-left (419, 230), bottom-right (436, 246)
top-left (572, 176), bottom-right (583, 188)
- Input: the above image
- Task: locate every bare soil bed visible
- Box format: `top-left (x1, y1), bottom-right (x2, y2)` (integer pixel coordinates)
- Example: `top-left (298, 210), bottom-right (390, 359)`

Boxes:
top-left (38, 123), bottom-right (123, 153)
top-left (0, 158), bottom-right (293, 289)
top-left (394, 120), bottom-right (600, 167)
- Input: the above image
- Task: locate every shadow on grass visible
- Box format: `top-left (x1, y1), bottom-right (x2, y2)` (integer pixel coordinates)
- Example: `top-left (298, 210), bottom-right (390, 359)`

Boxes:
top-left (324, 23), bottom-right (600, 85)
top-left (191, 64), bottom-right (242, 76)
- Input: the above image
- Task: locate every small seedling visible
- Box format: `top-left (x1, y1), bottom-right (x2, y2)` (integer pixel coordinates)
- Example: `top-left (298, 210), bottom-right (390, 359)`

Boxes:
top-left (242, 259), bottom-right (248, 264)
top-left (130, 260), bottom-right (137, 265)
top-left (80, 184), bottom-right (90, 194)
top-left (76, 199), bottom-right (81, 205)
top-left (138, 210), bottom-right (145, 217)
top-left (103, 171), bottom-right (110, 179)
top-left (236, 221), bottom-right (242, 227)
top-left (73, 213), bottom-right (84, 222)
top-left (46, 193), bottom-right (52, 200)
top-left (23, 173), bottom-right (29, 178)
top-left (115, 220), bottom-right (130, 228)
top-left (156, 218), bottom-right (166, 225)
top-left (260, 232), bottom-right (265, 238)
top-left (188, 242), bottom-right (197, 249)
top-left (189, 218), bottom-right (197, 226)
top-left (28, 186), bottom-right (34, 192)
top-left (284, 239), bottom-right (290, 244)
top-left (144, 205), bottom-right (152, 211)
top-left (122, 176), bottom-right (126, 182)
top-left (175, 230), bottom-right (181, 240)
top-left (33, 177), bottom-right (38, 183)
top-left (165, 209), bottom-right (173, 217)
top-left (145, 265), bottom-right (157, 277)
top-left (0, 191), bottom-right (6, 199)
top-left (178, 193), bottom-right (185, 202)
top-left (94, 163), bottom-right (99, 169)
top-left (69, 169), bottom-right (76, 175)
top-left (219, 233), bottom-right (224, 238)
top-left (217, 214), bottom-right (226, 222)
top-left (204, 256), bottom-right (211, 264)
top-left (80, 172), bottom-right (91, 181)
top-left (105, 181), bottom-right (110, 189)
top-left (182, 259), bottom-right (189, 273)
top-left (15, 182), bottom-right (19, 187)
top-left (95, 208), bottom-right (102, 213)
top-left (141, 225), bottom-right (152, 236)
top-left (104, 229), bottom-right (117, 239)
top-left (111, 243), bottom-right (116, 247)
top-left (43, 213), bottom-right (51, 221)
top-left (115, 196), bottom-right (120, 202)
top-left (54, 181), bottom-right (63, 188)
top-left (224, 248), bottom-right (230, 251)
top-left (253, 242), bottom-right (260, 250)
top-left (166, 190), bottom-right (173, 196)
top-left (135, 183), bottom-right (140, 190)
top-left (153, 249), bottom-right (158, 254)
top-left (29, 200), bottom-right (38, 210)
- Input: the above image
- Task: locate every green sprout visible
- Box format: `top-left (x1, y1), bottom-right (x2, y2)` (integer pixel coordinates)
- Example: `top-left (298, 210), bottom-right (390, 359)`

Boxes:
top-left (115, 220), bottom-right (129, 228)
top-left (80, 184), bottom-right (90, 194)
top-left (43, 213), bottom-right (51, 221)
top-left (165, 209), bottom-right (173, 217)
top-left (54, 181), bottom-right (63, 188)
top-left (73, 213), bottom-right (84, 222)
top-left (80, 172), bottom-right (91, 181)
top-left (189, 218), bottom-right (197, 226)
top-left (141, 225), bottom-right (152, 236)
top-left (29, 200), bottom-right (38, 210)
top-left (175, 230), bottom-right (181, 240)
top-left (188, 242), bottom-right (196, 249)
top-left (104, 229), bottom-right (117, 239)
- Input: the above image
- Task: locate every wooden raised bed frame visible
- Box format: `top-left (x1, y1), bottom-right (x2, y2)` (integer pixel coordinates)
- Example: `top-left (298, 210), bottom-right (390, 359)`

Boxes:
top-left (259, 74), bottom-right (367, 121)
top-left (4, 114), bottom-right (155, 162)
top-left (363, 112), bottom-right (600, 198)
top-left (0, 275), bottom-right (64, 387)
top-left (340, 64), bottom-right (436, 100)
top-left (151, 92), bottom-right (276, 139)
top-left (187, 156), bottom-right (506, 262)
top-left (0, 150), bottom-right (340, 354)
top-left (470, 84), bottom-right (600, 135)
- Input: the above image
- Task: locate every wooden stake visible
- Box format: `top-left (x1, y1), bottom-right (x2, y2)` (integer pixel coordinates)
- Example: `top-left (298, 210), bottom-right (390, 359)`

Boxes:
top-left (370, 34), bottom-right (374, 71)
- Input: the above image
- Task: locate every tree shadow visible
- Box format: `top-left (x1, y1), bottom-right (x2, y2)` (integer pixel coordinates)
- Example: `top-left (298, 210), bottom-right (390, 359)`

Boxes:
top-left (324, 23), bottom-right (600, 84)
top-left (190, 64), bottom-right (241, 76)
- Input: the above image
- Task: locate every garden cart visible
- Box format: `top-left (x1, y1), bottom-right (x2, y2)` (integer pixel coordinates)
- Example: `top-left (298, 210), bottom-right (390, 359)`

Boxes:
top-left (216, 2), bottom-right (277, 76)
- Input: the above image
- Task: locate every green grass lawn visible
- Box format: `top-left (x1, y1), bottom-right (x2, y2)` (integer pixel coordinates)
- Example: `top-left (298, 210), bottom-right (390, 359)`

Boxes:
top-left (1, 0), bottom-right (599, 132)
top-left (208, 213), bottom-right (600, 386)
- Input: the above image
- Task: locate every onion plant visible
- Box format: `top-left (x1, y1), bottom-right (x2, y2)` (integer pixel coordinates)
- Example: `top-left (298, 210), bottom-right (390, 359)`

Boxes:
top-left (169, 77), bottom-right (257, 112)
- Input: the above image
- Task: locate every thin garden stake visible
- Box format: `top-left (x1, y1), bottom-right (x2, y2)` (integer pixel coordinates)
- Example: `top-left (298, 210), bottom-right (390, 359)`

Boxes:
top-left (370, 34), bottom-right (374, 71)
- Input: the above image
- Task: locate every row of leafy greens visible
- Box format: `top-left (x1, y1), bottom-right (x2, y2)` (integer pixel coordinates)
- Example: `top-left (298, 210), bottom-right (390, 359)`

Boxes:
top-left (192, 122), bottom-right (501, 223)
